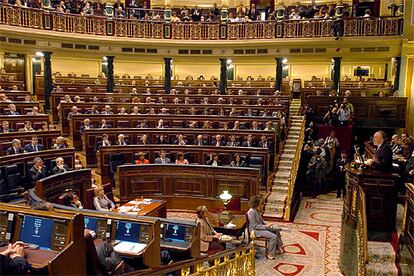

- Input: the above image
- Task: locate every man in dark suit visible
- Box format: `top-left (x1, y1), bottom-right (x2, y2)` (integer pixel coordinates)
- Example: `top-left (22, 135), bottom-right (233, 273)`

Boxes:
top-left (258, 135), bottom-right (274, 153)
top-left (28, 157), bottom-right (48, 187)
top-left (51, 157), bottom-right (71, 174)
top-left (366, 131), bottom-right (393, 171)
top-left (24, 136), bottom-right (44, 152)
top-left (0, 121), bottom-right (14, 133)
top-left (194, 135), bottom-right (207, 146)
top-left (6, 139), bottom-right (25, 155)
top-left (335, 150), bottom-right (349, 198)
top-left (227, 135), bottom-right (240, 147)
top-left (5, 104), bottom-right (20, 115)
top-left (154, 150), bottom-right (171, 164)
top-left (211, 135), bottom-right (226, 147)
top-left (191, 5), bottom-right (201, 21)
top-left (242, 134), bottom-right (257, 147)
top-left (248, 3), bottom-right (258, 20)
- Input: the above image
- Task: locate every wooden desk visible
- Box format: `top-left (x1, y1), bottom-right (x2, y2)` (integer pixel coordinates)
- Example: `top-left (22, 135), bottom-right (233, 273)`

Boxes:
top-left (0, 246), bottom-right (59, 269)
top-left (116, 198), bottom-right (167, 218)
top-left (213, 215), bottom-right (246, 237)
top-left (0, 115), bottom-right (50, 132)
top-left (344, 165), bottom-right (399, 234)
top-left (117, 164), bottom-right (261, 212)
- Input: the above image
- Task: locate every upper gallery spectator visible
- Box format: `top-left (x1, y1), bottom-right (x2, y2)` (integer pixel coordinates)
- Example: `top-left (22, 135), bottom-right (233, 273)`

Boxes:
top-left (24, 136), bottom-right (44, 152)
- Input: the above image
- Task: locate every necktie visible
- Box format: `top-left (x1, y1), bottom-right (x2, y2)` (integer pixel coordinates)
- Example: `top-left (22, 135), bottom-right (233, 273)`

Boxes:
top-left (34, 145), bottom-right (38, 152)
top-left (15, 149), bottom-right (17, 154)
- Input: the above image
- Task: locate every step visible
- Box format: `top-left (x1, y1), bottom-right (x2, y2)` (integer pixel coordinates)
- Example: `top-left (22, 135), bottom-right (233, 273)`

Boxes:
top-left (273, 178), bottom-right (288, 186)
top-left (367, 242), bottom-right (396, 264)
top-left (271, 185), bottom-right (289, 193)
top-left (279, 160), bottom-right (293, 167)
top-left (365, 263), bottom-right (397, 276)
top-left (266, 195), bottom-right (287, 205)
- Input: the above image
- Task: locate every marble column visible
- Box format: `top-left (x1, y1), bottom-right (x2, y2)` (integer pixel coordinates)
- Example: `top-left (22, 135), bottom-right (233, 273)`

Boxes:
top-left (106, 56), bottom-right (115, 93)
top-left (219, 58), bottom-right (227, 95)
top-left (43, 51), bottom-right (53, 113)
top-left (164, 57), bottom-right (172, 94)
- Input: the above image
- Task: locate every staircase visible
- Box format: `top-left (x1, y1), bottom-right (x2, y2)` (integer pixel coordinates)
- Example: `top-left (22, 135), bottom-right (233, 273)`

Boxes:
top-left (263, 99), bottom-right (304, 220)
top-left (365, 241), bottom-right (398, 275)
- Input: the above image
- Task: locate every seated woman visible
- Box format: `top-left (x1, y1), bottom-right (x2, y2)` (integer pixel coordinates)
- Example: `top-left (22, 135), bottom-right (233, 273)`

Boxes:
top-left (230, 154), bottom-right (246, 167)
top-left (93, 187), bottom-right (115, 211)
top-left (175, 152), bottom-right (189, 165)
top-left (196, 205), bottom-right (225, 254)
top-left (135, 152), bottom-right (149, 164)
top-left (247, 196), bottom-right (283, 259)
top-left (62, 192), bottom-right (83, 209)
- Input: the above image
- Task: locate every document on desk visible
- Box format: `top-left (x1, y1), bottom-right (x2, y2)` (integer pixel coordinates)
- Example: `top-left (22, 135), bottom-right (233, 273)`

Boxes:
top-left (114, 241), bottom-right (146, 254)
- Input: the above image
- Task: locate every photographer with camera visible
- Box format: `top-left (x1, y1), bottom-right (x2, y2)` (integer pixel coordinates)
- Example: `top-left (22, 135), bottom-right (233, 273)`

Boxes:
top-left (306, 148), bottom-right (328, 196)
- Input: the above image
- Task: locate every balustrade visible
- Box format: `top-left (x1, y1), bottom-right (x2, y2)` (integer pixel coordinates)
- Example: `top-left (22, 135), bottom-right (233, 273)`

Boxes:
top-left (0, 4), bottom-right (403, 40)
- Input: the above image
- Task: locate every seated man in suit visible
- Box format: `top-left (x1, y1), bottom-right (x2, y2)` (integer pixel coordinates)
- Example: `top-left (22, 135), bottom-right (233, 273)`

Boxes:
top-left (258, 135), bottom-right (274, 153)
top-left (242, 134), bottom-right (257, 147)
top-left (116, 134), bottom-right (130, 146)
top-left (195, 134), bottom-right (207, 146)
top-left (101, 105), bottom-right (114, 115)
top-left (52, 157), bottom-right (71, 174)
top-left (24, 136), bottom-right (44, 152)
top-left (7, 139), bottom-right (25, 155)
top-left (227, 135), bottom-right (240, 147)
top-left (80, 118), bottom-right (94, 134)
top-left (365, 131), bottom-right (393, 171)
top-left (211, 135), bottom-right (226, 147)
top-left (0, 242), bottom-right (30, 275)
top-left (19, 121), bottom-right (34, 132)
top-left (29, 157), bottom-right (48, 187)
top-left (67, 105), bottom-right (81, 120)
top-left (95, 134), bottom-right (112, 152)
top-left (52, 136), bottom-right (67, 149)
top-left (5, 103), bottom-right (19, 115)
top-left (0, 120), bottom-right (14, 133)
top-left (98, 119), bottom-right (112, 129)
top-left (154, 150), bottom-right (171, 164)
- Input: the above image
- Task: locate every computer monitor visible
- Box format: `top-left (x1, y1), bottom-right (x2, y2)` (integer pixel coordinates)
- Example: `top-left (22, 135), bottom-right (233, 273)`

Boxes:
top-left (84, 216), bottom-right (98, 232)
top-left (114, 220), bottom-right (140, 243)
top-left (165, 224), bottom-right (187, 242)
top-left (19, 215), bottom-right (54, 250)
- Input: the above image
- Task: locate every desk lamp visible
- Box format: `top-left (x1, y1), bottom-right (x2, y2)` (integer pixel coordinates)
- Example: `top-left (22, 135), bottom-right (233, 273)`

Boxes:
top-left (218, 191), bottom-right (233, 223)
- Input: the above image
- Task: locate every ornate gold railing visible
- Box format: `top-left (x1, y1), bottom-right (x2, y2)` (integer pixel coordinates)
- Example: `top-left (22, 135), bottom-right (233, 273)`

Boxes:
top-left (356, 186), bottom-right (368, 276)
top-left (0, 4), bottom-right (403, 40)
top-left (284, 116), bottom-right (306, 221)
top-left (135, 244), bottom-right (255, 276)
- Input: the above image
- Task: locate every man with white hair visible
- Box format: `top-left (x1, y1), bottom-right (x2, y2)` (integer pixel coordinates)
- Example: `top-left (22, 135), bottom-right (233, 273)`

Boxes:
top-left (7, 139), bottom-right (25, 155)
top-left (6, 104), bottom-right (19, 115)
top-left (365, 131), bottom-right (393, 171)
top-left (52, 157), bottom-right (71, 174)
top-left (116, 134), bottom-right (130, 145)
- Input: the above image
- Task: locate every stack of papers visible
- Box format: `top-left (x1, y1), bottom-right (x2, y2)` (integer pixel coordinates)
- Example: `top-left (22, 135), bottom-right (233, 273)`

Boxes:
top-left (225, 222), bottom-right (236, 228)
top-left (114, 241), bottom-right (146, 254)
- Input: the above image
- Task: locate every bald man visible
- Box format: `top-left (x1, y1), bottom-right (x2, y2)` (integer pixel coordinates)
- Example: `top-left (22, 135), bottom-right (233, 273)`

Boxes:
top-left (366, 131), bottom-right (393, 171)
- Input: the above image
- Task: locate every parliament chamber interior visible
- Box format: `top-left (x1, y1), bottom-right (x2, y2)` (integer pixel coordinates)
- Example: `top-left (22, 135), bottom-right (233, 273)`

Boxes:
top-left (0, 0), bottom-right (413, 275)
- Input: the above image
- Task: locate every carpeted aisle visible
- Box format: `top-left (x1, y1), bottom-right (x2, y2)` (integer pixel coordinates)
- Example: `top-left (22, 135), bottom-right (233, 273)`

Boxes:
top-left (255, 193), bottom-right (343, 276)
top-left (168, 193), bottom-right (344, 275)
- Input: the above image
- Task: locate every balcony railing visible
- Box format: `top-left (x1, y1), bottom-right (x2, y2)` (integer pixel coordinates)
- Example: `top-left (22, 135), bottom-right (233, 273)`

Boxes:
top-left (0, 4), bottom-right (403, 40)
